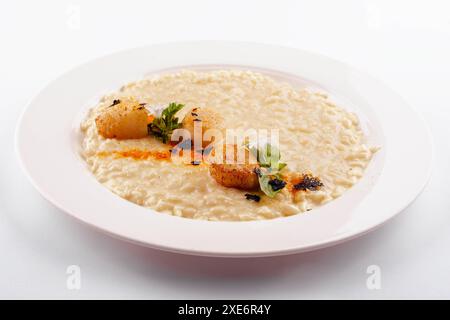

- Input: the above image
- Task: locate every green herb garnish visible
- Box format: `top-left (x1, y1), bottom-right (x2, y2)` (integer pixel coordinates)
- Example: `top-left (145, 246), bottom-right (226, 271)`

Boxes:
top-left (254, 168), bottom-right (286, 197)
top-left (148, 102), bottom-right (184, 143)
top-left (247, 143), bottom-right (286, 171)
top-left (246, 142), bottom-right (287, 197)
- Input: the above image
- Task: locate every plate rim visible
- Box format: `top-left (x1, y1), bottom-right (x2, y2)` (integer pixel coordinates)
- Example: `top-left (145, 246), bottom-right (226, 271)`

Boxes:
top-left (15, 41), bottom-right (434, 257)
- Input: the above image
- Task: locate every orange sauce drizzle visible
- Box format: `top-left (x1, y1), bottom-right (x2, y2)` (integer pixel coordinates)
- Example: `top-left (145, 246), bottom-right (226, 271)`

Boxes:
top-left (97, 149), bottom-right (171, 161)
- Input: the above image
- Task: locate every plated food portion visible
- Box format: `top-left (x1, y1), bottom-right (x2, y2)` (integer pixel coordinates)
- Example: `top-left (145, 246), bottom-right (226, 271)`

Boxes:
top-left (80, 70), bottom-right (378, 221)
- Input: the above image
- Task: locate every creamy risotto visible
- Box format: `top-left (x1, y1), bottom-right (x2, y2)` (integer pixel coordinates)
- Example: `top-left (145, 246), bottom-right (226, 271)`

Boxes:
top-left (80, 70), bottom-right (378, 221)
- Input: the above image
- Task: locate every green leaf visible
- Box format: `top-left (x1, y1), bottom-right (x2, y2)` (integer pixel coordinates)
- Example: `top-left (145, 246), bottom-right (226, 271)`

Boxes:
top-left (254, 167), bottom-right (286, 198)
top-left (246, 142), bottom-right (286, 171)
top-left (258, 173), bottom-right (278, 197)
top-left (148, 102), bottom-right (184, 143)
top-left (245, 142), bottom-right (288, 197)
top-left (278, 162), bottom-right (287, 171)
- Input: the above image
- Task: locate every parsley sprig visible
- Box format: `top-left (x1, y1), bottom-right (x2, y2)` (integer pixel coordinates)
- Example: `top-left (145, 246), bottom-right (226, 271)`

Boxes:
top-left (148, 102), bottom-right (184, 143)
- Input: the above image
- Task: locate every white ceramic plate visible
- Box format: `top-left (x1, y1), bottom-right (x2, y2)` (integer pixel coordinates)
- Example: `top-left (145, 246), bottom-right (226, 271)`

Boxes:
top-left (16, 42), bottom-right (432, 257)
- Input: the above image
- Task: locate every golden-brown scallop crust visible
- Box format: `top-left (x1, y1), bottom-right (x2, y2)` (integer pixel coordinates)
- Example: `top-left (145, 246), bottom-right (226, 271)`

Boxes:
top-left (208, 144), bottom-right (260, 190)
top-left (182, 107), bottom-right (224, 147)
top-left (95, 99), bottom-right (149, 139)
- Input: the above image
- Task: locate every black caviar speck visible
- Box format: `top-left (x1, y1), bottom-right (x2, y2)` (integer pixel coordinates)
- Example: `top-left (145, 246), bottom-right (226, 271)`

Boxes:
top-left (294, 174), bottom-right (323, 191)
top-left (191, 160), bottom-right (201, 166)
top-left (109, 99), bottom-right (121, 107)
top-left (245, 193), bottom-right (261, 202)
top-left (268, 178), bottom-right (286, 191)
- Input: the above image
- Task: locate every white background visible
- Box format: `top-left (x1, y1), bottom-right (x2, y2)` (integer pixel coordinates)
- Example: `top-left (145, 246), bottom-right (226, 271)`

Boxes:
top-left (1, 0), bottom-right (449, 299)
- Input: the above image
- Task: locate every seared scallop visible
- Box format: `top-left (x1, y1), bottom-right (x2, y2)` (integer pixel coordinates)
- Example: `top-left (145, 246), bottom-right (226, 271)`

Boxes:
top-left (95, 99), bottom-right (150, 139)
top-left (182, 107), bottom-right (224, 147)
top-left (209, 144), bottom-right (260, 190)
